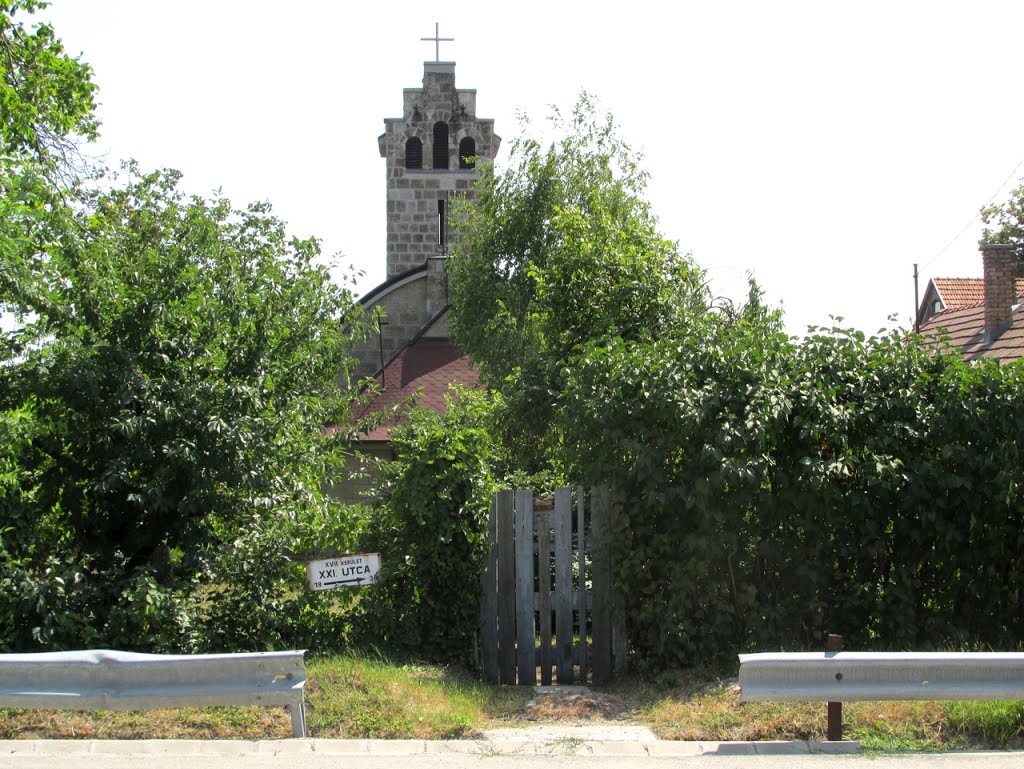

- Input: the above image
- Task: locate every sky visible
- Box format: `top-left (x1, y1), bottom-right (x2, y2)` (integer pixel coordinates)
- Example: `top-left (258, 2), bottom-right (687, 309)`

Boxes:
top-left (40, 0), bottom-right (1024, 337)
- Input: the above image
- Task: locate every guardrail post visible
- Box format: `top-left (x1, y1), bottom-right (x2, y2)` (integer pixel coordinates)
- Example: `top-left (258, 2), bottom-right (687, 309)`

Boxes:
top-left (826, 634), bottom-right (843, 741)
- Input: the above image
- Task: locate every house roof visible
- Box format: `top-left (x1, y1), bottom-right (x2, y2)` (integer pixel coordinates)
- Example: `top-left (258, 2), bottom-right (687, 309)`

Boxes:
top-left (350, 339), bottom-right (479, 441)
top-left (917, 303), bottom-right (1024, 363)
top-left (932, 277), bottom-right (1024, 310)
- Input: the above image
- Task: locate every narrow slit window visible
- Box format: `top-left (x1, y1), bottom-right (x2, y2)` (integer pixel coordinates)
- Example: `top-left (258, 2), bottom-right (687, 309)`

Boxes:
top-left (437, 199), bottom-right (447, 248)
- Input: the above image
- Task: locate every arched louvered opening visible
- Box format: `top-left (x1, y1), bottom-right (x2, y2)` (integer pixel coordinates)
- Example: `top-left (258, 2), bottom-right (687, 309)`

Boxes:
top-left (432, 122), bottom-right (449, 169)
top-left (405, 137), bottom-right (422, 169)
top-left (459, 137), bottom-right (476, 169)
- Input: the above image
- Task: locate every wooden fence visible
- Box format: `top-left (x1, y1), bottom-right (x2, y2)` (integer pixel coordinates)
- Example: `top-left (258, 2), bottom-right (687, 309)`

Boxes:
top-left (479, 486), bottom-right (626, 686)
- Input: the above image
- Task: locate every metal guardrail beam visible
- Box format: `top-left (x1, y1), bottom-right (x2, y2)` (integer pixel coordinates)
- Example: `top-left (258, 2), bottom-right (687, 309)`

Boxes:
top-left (0, 649), bottom-right (307, 737)
top-left (739, 651), bottom-right (1024, 702)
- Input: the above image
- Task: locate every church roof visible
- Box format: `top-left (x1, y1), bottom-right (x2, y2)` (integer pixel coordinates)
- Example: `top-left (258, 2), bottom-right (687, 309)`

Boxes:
top-left (351, 338), bottom-right (479, 442)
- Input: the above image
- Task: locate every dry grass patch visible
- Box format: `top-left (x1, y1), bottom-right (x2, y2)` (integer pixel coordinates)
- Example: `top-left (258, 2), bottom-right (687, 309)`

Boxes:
top-left (0, 706), bottom-right (291, 740)
top-left (607, 670), bottom-right (1024, 750)
top-left (501, 689), bottom-right (635, 724)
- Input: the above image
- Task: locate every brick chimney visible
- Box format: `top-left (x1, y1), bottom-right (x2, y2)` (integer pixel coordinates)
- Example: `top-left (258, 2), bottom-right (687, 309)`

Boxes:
top-left (980, 242), bottom-right (1017, 342)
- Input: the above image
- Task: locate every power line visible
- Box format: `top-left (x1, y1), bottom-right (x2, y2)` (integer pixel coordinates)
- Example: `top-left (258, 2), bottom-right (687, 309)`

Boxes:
top-left (921, 157), bottom-right (1024, 271)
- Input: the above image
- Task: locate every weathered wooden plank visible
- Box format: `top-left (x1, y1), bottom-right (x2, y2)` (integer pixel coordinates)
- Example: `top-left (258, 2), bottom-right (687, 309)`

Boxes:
top-left (576, 487), bottom-right (588, 685)
top-left (495, 490), bottom-right (517, 685)
top-left (590, 485), bottom-right (612, 685)
top-left (479, 493), bottom-right (499, 683)
top-left (612, 603), bottom-right (628, 675)
top-left (514, 489), bottom-right (536, 686)
top-left (554, 487), bottom-right (574, 684)
top-left (530, 589), bottom-right (592, 612)
top-left (537, 509), bottom-right (552, 686)
top-left (611, 495), bottom-right (627, 676)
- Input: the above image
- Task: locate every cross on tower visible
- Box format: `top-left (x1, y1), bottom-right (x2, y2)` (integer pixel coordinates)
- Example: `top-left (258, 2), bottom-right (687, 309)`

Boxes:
top-left (420, 22), bottom-right (453, 62)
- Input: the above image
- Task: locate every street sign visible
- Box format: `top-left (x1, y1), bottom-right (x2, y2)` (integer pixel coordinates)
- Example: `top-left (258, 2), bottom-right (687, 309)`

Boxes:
top-left (305, 553), bottom-right (381, 591)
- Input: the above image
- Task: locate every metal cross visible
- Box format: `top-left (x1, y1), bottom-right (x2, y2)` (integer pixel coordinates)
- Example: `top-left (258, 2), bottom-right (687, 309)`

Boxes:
top-left (421, 22), bottom-right (453, 62)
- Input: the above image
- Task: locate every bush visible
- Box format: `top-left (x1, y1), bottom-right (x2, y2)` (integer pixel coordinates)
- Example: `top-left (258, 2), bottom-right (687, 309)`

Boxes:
top-left (353, 389), bottom-right (499, 664)
top-left (561, 303), bottom-right (1024, 667)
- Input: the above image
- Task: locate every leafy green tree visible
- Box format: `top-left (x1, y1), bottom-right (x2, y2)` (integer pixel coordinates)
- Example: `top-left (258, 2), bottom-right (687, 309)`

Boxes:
top-left (448, 95), bottom-right (709, 469)
top-left (2, 0), bottom-right (99, 358)
top-left (4, 165), bottom-right (365, 568)
top-left (981, 180), bottom-right (1024, 275)
top-left (0, 165), bottom-right (368, 650)
top-left (0, 4), bottom-right (373, 653)
top-left (0, 0), bottom-right (98, 172)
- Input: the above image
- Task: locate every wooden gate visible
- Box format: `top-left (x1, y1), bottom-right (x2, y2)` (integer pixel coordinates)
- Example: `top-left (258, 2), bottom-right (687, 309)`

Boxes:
top-left (479, 486), bottom-right (626, 686)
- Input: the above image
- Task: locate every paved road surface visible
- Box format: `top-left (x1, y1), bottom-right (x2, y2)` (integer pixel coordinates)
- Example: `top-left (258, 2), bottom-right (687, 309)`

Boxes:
top-left (3, 740), bottom-right (1023, 769)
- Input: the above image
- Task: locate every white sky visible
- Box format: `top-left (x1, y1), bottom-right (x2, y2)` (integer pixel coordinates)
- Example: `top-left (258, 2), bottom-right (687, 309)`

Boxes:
top-left (42, 0), bottom-right (1024, 337)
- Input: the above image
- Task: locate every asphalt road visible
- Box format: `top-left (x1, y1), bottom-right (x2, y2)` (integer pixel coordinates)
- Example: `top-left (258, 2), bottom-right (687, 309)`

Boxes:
top-left (3, 741), bottom-right (1024, 769)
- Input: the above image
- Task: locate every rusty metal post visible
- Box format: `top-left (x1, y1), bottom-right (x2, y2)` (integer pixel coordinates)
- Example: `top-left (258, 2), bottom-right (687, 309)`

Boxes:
top-left (826, 634), bottom-right (844, 741)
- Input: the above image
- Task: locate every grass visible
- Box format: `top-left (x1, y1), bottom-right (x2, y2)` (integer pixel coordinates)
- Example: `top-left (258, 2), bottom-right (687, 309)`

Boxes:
top-left (1, 654), bottom-right (1023, 749)
top-left (302, 653), bottom-right (525, 739)
top-left (609, 670), bottom-right (1024, 751)
top-left (0, 652), bottom-right (528, 741)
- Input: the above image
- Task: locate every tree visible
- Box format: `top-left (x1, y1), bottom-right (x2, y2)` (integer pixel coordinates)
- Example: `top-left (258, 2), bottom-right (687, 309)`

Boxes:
top-left (0, 4), bottom-right (374, 653)
top-left (0, 165), bottom-right (368, 650)
top-left (3, 165), bottom-right (365, 567)
top-left (2, 0), bottom-right (99, 357)
top-left (0, 0), bottom-right (98, 175)
top-left (445, 91), bottom-right (1024, 671)
top-left (447, 95), bottom-right (709, 469)
top-left (981, 180), bottom-right (1024, 276)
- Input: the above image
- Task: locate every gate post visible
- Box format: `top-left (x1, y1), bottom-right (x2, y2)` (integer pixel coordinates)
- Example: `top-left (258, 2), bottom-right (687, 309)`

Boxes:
top-left (479, 493), bottom-right (499, 683)
top-left (590, 485), bottom-right (613, 684)
top-left (514, 489), bottom-right (536, 685)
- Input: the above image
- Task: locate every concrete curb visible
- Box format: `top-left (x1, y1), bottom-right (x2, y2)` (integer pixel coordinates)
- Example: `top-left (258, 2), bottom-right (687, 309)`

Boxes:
top-left (0, 738), bottom-right (862, 757)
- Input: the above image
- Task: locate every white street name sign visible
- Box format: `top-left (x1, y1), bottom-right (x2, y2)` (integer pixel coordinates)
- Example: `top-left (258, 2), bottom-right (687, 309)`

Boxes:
top-left (306, 553), bottom-right (381, 591)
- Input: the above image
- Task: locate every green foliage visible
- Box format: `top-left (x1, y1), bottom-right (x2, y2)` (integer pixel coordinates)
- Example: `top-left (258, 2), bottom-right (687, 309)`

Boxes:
top-left (446, 90), bottom-right (1024, 671)
top-left (0, 4), bottom-right (375, 655)
top-left (188, 509), bottom-right (365, 653)
top-left (4, 165), bottom-right (364, 569)
top-left (1, 0), bottom-right (100, 359)
top-left (981, 179), bottom-right (1024, 274)
top-left (945, 700), bottom-right (1024, 748)
top-left (354, 389), bottom-right (499, 664)
top-left (0, 164), bottom-right (371, 651)
top-left (561, 299), bottom-right (1024, 667)
top-left (0, 0), bottom-right (98, 172)
top-left (448, 94), bottom-right (708, 470)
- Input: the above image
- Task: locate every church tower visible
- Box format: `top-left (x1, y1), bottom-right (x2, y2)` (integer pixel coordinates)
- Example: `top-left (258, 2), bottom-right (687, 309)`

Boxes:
top-left (332, 29), bottom-right (501, 502)
top-left (349, 31), bottom-right (500, 383)
top-left (378, 36), bottom-right (501, 278)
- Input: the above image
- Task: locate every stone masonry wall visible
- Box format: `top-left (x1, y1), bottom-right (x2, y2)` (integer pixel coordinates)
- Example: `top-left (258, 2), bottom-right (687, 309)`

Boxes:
top-left (350, 275), bottom-right (429, 381)
top-left (379, 62), bottom-right (500, 278)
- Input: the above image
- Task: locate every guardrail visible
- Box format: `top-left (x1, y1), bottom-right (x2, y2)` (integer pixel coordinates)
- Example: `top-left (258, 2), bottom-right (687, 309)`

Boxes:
top-left (739, 642), bottom-right (1024, 740)
top-left (0, 649), bottom-right (307, 737)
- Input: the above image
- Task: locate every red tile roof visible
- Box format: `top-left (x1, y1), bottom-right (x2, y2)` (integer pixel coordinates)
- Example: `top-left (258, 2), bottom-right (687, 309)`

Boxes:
top-left (932, 277), bottom-right (1024, 309)
top-left (917, 304), bottom-right (1024, 364)
top-left (349, 340), bottom-right (479, 441)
